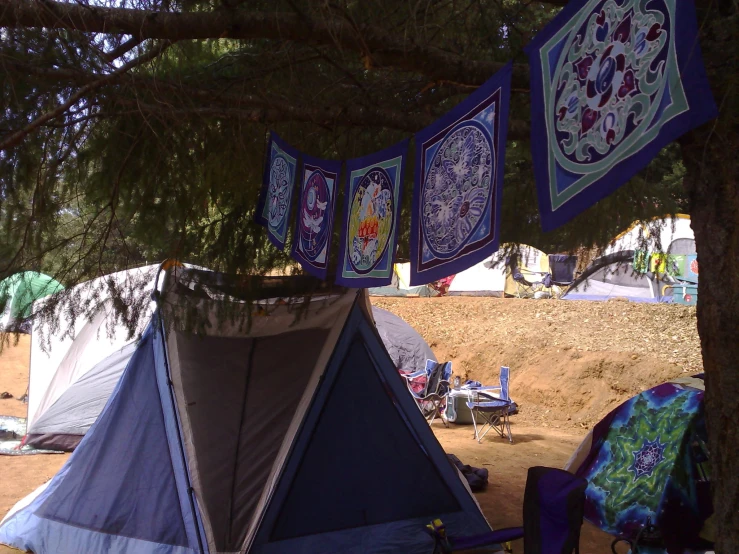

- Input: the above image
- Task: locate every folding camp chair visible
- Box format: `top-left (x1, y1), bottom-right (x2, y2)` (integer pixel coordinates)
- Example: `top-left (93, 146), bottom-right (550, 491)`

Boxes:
top-left (426, 466), bottom-right (587, 554)
top-left (467, 366), bottom-right (513, 443)
top-left (510, 259), bottom-right (549, 298)
top-left (403, 361), bottom-right (452, 427)
top-left (546, 254), bottom-right (578, 298)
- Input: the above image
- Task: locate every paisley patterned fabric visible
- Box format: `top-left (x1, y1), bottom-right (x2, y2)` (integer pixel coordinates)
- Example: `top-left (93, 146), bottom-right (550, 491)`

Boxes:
top-left (336, 140), bottom-right (408, 287)
top-left (526, 0), bottom-right (717, 231)
top-left (255, 133), bottom-right (300, 249)
top-left (410, 64), bottom-right (512, 286)
top-left (291, 155), bottom-right (341, 279)
top-left (570, 378), bottom-right (712, 550)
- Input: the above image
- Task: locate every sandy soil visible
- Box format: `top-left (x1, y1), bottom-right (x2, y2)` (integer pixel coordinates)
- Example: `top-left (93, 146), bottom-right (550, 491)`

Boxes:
top-left (0, 336), bottom-right (32, 419)
top-left (434, 422), bottom-right (616, 552)
top-left (373, 297), bottom-right (700, 428)
top-left (0, 295), bottom-right (695, 554)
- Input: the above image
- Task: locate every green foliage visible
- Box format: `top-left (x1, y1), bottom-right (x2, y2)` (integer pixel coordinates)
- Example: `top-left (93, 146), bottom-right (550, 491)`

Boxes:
top-left (0, 0), bottom-right (694, 331)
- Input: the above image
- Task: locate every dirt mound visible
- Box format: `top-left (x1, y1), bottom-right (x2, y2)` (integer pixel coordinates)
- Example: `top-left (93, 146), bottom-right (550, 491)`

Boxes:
top-left (371, 297), bottom-right (701, 427)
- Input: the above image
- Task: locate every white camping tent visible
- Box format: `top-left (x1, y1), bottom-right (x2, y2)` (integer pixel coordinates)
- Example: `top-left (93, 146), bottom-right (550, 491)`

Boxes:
top-left (0, 268), bottom-right (492, 554)
top-left (447, 251), bottom-right (507, 296)
top-left (25, 265), bottom-right (161, 450)
top-left (369, 263), bottom-right (438, 297)
top-left (561, 251), bottom-right (662, 303)
top-left (448, 245), bottom-right (549, 297)
top-left (604, 215), bottom-right (695, 256)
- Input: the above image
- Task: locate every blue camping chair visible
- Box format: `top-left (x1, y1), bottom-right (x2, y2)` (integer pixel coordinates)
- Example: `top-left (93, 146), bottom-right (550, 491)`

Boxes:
top-left (403, 361), bottom-right (452, 427)
top-left (427, 466), bottom-right (587, 554)
top-left (467, 366), bottom-right (513, 443)
top-left (545, 254), bottom-right (579, 298)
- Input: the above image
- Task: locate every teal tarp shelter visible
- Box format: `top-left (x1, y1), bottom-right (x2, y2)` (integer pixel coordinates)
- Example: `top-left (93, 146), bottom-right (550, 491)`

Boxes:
top-left (0, 272), bottom-right (63, 329)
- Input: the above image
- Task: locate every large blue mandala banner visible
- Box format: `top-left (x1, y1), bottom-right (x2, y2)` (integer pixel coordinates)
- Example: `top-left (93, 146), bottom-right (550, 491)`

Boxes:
top-left (526, 0), bottom-right (717, 231)
top-left (290, 155), bottom-right (342, 279)
top-left (410, 63), bottom-right (512, 286)
top-left (255, 132), bottom-right (300, 250)
top-left (335, 139), bottom-right (408, 288)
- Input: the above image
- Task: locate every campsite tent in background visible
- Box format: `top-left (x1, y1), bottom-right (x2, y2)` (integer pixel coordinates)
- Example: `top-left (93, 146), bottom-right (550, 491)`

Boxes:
top-left (565, 216), bottom-right (697, 304)
top-left (369, 263), bottom-right (439, 297)
top-left (447, 245), bottom-right (549, 297)
top-left (0, 272), bottom-right (64, 331)
top-left (604, 215), bottom-right (695, 257)
top-left (447, 251), bottom-right (507, 297)
top-left (24, 265), bottom-right (161, 451)
top-left (561, 251), bottom-right (664, 303)
top-left (22, 293), bottom-right (437, 452)
top-left (0, 268), bottom-right (492, 554)
top-left (371, 306), bottom-right (436, 373)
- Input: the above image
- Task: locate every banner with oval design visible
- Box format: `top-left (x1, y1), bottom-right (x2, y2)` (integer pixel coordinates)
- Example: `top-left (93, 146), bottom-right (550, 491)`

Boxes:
top-left (291, 155), bottom-right (341, 279)
top-left (255, 132), bottom-right (300, 250)
top-left (336, 140), bottom-right (408, 287)
top-left (409, 63), bottom-right (512, 286)
top-left (526, 0), bottom-right (717, 231)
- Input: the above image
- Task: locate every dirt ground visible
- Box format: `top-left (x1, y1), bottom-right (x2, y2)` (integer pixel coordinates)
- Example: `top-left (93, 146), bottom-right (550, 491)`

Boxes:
top-left (373, 296), bottom-right (700, 428)
top-left (0, 295), bottom-right (702, 553)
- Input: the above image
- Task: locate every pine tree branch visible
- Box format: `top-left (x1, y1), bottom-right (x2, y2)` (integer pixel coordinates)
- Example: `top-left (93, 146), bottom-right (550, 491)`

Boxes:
top-left (3, 61), bottom-right (531, 138)
top-left (0, 0), bottom-right (528, 88)
top-left (0, 40), bottom-right (172, 151)
top-left (102, 37), bottom-right (144, 63)
top-left (111, 98), bottom-right (531, 139)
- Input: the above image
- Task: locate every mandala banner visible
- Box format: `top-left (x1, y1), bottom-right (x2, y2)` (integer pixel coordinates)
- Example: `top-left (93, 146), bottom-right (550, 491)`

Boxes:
top-left (336, 140), bottom-right (408, 287)
top-left (526, 0), bottom-right (718, 231)
top-left (410, 63), bottom-right (512, 286)
top-left (290, 155), bottom-right (342, 279)
top-left (255, 132), bottom-right (300, 250)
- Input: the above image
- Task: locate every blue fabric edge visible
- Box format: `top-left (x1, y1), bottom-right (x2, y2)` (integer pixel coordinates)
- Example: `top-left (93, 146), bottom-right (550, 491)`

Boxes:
top-left (154, 316), bottom-right (208, 553)
top-left (256, 132), bottom-right (302, 250)
top-left (290, 154), bottom-right (343, 280)
top-left (526, 0), bottom-right (719, 232)
top-left (409, 63), bottom-right (513, 286)
top-left (0, 322), bottom-right (200, 554)
top-left (335, 139), bottom-right (409, 288)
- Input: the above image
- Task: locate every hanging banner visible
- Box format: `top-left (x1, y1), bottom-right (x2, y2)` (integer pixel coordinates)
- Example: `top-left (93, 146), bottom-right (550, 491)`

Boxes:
top-left (291, 155), bottom-right (341, 279)
top-left (255, 132), bottom-right (300, 250)
top-left (526, 0), bottom-right (718, 232)
top-left (336, 140), bottom-right (408, 287)
top-left (410, 63), bottom-right (512, 286)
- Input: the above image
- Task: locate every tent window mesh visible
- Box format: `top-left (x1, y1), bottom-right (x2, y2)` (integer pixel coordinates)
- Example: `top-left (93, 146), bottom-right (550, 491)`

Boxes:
top-left (175, 329), bottom-right (330, 552)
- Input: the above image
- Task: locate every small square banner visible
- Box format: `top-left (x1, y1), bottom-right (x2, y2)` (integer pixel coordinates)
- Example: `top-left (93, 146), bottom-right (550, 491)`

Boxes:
top-left (255, 133), bottom-right (300, 249)
top-left (336, 140), bottom-right (408, 287)
top-left (291, 155), bottom-right (342, 279)
top-left (526, 0), bottom-right (718, 231)
top-left (410, 63), bottom-right (512, 286)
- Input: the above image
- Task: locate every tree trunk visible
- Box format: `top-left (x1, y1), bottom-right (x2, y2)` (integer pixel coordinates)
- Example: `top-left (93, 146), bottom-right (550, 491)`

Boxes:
top-left (681, 2), bottom-right (739, 552)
